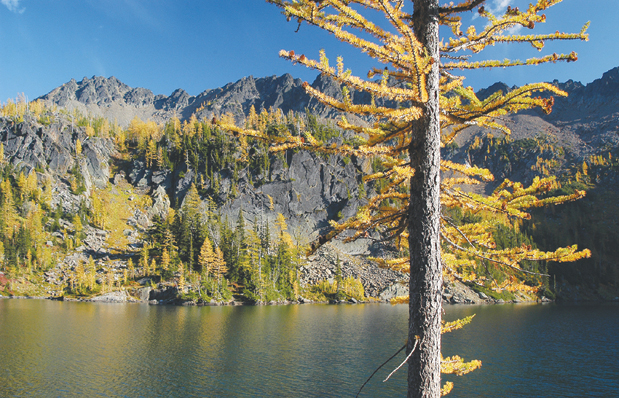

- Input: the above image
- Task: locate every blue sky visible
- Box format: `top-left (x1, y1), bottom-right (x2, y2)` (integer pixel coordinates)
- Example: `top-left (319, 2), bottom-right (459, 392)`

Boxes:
top-left (0, 0), bottom-right (616, 102)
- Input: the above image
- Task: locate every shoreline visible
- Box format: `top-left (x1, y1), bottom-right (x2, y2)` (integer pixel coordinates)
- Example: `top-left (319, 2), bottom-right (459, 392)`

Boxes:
top-left (0, 292), bottom-right (553, 306)
top-left (4, 293), bottom-right (617, 305)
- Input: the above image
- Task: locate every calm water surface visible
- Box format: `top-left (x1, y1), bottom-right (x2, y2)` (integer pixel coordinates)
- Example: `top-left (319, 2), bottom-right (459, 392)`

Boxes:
top-left (0, 299), bottom-right (617, 397)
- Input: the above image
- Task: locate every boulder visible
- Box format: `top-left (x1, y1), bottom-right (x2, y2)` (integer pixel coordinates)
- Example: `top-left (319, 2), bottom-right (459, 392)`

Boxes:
top-left (136, 277), bottom-right (153, 286)
top-left (147, 185), bottom-right (170, 220)
top-left (149, 287), bottom-right (177, 301)
top-left (379, 282), bottom-right (409, 301)
top-left (134, 287), bottom-right (151, 301)
top-left (90, 290), bottom-right (128, 303)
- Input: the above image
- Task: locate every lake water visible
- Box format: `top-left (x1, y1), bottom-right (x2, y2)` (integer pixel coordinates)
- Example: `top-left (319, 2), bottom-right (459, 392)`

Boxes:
top-left (0, 299), bottom-right (617, 397)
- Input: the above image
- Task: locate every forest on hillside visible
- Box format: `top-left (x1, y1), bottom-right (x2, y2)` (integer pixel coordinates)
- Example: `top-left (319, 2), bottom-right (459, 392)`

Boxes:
top-left (0, 97), bottom-right (617, 303)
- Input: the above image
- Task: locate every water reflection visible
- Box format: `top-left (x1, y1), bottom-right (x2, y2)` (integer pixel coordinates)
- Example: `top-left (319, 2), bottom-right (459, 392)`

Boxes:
top-left (0, 300), bottom-right (617, 397)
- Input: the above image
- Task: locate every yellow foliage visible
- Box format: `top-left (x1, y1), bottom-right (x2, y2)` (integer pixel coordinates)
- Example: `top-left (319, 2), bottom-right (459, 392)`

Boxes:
top-left (220, 1), bottom-right (589, 394)
top-left (442, 315), bottom-right (475, 334)
top-left (441, 382), bottom-right (454, 396)
top-left (440, 354), bottom-right (482, 376)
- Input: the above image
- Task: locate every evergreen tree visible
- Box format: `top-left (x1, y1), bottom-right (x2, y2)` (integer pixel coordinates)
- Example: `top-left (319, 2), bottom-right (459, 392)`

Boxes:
top-left (0, 241), bottom-right (5, 272)
top-left (0, 179), bottom-right (18, 239)
top-left (140, 244), bottom-right (149, 276)
top-left (178, 183), bottom-right (201, 266)
top-left (245, 228), bottom-right (263, 300)
top-left (127, 258), bottom-right (135, 279)
top-left (87, 256), bottom-right (96, 290)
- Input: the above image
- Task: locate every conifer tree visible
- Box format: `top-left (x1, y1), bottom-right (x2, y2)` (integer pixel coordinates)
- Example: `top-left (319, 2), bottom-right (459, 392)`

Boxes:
top-left (87, 256), bottom-right (96, 290)
top-left (0, 241), bottom-right (4, 272)
top-left (146, 140), bottom-right (158, 168)
top-left (140, 244), bottom-right (149, 276)
top-left (161, 248), bottom-right (171, 275)
top-left (245, 228), bottom-right (264, 299)
top-left (106, 268), bottom-right (114, 292)
top-left (221, 1), bottom-right (591, 396)
top-left (72, 215), bottom-right (83, 235)
top-left (198, 236), bottom-right (215, 279)
top-left (75, 260), bottom-right (85, 292)
top-left (16, 172), bottom-right (26, 201)
top-left (127, 258), bottom-right (135, 279)
top-left (0, 179), bottom-right (18, 239)
top-left (178, 261), bottom-right (186, 292)
top-left (150, 259), bottom-right (157, 277)
top-left (25, 172), bottom-right (37, 201)
top-left (213, 246), bottom-right (228, 291)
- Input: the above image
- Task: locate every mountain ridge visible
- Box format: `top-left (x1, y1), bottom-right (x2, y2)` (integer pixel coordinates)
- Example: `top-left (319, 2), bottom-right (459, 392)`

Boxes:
top-left (39, 66), bottom-right (619, 160)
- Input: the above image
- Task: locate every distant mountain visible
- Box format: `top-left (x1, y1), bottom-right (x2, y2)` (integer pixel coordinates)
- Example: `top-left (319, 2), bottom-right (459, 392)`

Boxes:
top-left (40, 66), bottom-right (619, 155)
top-left (39, 74), bottom-right (344, 127)
top-left (443, 67), bottom-right (619, 162)
top-left (36, 67), bottom-right (619, 198)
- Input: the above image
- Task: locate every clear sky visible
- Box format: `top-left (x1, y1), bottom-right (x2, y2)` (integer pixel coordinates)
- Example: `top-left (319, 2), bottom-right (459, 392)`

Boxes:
top-left (0, 0), bottom-right (616, 102)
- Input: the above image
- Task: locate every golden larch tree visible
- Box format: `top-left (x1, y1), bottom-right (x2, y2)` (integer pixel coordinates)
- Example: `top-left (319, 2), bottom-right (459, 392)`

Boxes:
top-left (198, 237), bottom-right (216, 280)
top-left (220, 1), bottom-right (590, 396)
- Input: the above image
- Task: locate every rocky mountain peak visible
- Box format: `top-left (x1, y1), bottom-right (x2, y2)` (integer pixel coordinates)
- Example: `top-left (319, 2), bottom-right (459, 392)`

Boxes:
top-left (585, 66), bottom-right (619, 98)
top-left (476, 82), bottom-right (513, 102)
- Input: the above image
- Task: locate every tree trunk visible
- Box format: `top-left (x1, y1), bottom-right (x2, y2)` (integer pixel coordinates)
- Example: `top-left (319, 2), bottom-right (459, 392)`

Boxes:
top-left (408, 1), bottom-right (442, 397)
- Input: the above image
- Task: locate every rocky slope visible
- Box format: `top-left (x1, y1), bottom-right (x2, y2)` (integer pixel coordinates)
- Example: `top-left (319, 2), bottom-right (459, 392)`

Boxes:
top-left (454, 67), bottom-right (619, 159)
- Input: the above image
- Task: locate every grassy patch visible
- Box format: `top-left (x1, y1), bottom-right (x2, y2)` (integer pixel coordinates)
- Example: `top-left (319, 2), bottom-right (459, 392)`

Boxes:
top-left (469, 284), bottom-right (517, 301)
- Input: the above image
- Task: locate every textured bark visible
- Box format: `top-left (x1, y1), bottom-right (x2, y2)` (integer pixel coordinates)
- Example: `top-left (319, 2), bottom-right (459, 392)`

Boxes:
top-left (407, 1), bottom-right (442, 398)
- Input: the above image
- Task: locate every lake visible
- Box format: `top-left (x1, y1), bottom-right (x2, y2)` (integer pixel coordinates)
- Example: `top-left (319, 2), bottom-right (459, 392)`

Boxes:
top-left (0, 299), bottom-right (617, 397)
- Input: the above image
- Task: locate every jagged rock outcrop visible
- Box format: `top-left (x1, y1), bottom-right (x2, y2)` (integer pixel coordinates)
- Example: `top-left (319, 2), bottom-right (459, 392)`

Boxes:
top-left (38, 69), bottom-right (619, 175)
top-left (0, 115), bottom-right (116, 192)
top-left (222, 150), bottom-right (367, 242)
top-left (454, 66), bottom-right (619, 159)
top-left (90, 290), bottom-right (128, 303)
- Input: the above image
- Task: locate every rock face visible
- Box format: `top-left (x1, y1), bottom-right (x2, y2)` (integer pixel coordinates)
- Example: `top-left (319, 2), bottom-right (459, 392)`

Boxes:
top-left (0, 114), bottom-right (116, 191)
top-left (379, 282), bottom-right (409, 301)
top-left (123, 137), bottom-right (371, 250)
top-left (221, 150), bottom-right (368, 246)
